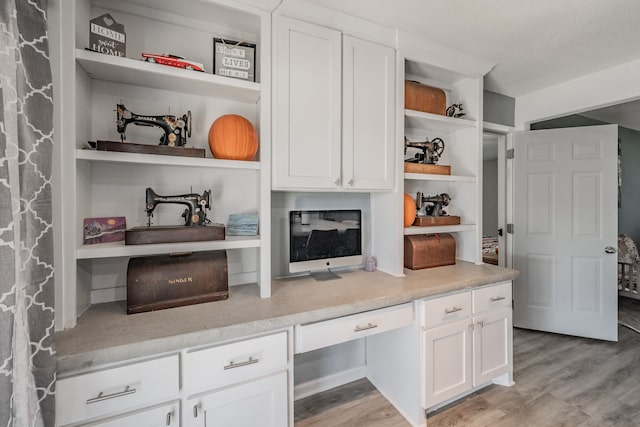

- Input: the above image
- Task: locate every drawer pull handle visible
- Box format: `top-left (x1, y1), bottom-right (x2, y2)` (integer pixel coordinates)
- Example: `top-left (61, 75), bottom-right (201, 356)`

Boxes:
top-left (490, 296), bottom-right (506, 302)
top-left (354, 322), bottom-right (378, 332)
top-left (224, 356), bottom-right (259, 370)
top-left (85, 385), bottom-right (136, 404)
top-left (444, 306), bottom-right (462, 314)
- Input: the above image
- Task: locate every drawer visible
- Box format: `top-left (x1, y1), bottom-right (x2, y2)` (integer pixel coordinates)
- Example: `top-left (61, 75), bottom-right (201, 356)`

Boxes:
top-left (82, 401), bottom-right (179, 426)
top-left (184, 331), bottom-right (288, 394)
top-left (421, 291), bottom-right (471, 329)
top-left (294, 303), bottom-right (414, 353)
top-left (56, 355), bottom-right (179, 426)
top-left (473, 282), bottom-right (512, 314)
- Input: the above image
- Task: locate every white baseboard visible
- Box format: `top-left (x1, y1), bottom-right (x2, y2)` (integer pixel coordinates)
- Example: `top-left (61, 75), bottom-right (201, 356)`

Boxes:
top-left (294, 365), bottom-right (366, 401)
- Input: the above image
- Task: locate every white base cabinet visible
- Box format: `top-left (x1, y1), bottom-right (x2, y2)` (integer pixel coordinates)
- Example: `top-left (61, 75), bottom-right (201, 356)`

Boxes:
top-left (421, 282), bottom-right (513, 409)
top-left (56, 331), bottom-right (291, 427)
top-left (186, 372), bottom-right (288, 427)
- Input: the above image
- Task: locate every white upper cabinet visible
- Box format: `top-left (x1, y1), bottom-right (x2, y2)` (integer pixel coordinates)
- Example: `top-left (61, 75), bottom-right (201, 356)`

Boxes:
top-left (273, 15), bottom-right (342, 189)
top-left (273, 16), bottom-right (395, 191)
top-left (342, 36), bottom-right (395, 191)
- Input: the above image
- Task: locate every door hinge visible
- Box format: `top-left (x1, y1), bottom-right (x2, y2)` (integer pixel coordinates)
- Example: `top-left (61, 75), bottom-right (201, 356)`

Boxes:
top-left (506, 148), bottom-right (514, 159)
top-left (506, 223), bottom-right (514, 234)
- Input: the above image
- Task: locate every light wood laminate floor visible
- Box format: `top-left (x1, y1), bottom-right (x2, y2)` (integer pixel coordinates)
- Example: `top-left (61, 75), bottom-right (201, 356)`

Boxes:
top-left (295, 297), bottom-right (640, 427)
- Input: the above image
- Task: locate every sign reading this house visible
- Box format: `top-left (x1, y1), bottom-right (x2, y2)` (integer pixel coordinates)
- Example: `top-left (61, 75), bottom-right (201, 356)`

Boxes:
top-left (213, 38), bottom-right (256, 82)
top-left (89, 13), bottom-right (126, 57)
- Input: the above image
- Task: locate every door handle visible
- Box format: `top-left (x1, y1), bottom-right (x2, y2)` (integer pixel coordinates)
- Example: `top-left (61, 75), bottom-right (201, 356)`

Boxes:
top-left (498, 228), bottom-right (503, 237)
top-left (605, 246), bottom-right (617, 254)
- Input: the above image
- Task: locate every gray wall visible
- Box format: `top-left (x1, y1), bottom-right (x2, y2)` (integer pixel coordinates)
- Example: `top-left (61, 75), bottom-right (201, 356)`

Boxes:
top-left (618, 127), bottom-right (640, 244)
top-left (483, 159), bottom-right (498, 236)
top-left (483, 90), bottom-right (515, 127)
top-left (531, 115), bottom-right (640, 245)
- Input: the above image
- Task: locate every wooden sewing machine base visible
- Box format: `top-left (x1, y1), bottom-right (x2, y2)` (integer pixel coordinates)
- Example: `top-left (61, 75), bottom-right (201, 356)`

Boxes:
top-left (93, 140), bottom-right (206, 158)
top-left (413, 216), bottom-right (460, 226)
top-left (125, 224), bottom-right (225, 245)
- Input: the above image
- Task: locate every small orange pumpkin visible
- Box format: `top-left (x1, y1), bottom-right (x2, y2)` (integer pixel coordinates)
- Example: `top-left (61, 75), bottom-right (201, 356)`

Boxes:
top-left (208, 114), bottom-right (258, 160)
top-left (404, 193), bottom-right (416, 227)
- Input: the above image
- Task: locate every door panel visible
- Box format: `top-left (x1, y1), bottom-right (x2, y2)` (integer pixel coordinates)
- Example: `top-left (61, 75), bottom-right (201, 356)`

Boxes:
top-left (513, 124), bottom-right (617, 341)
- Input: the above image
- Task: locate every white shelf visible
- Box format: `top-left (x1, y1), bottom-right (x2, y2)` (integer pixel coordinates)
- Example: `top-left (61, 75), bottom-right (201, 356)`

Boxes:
top-left (404, 224), bottom-right (476, 235)
top-left (404, 109), bottom-right (476, 132)
top-left (76, 49), bottom-right (261, 104)
top-left (76, 149), bottom-right (260, 170)
top-left (77, 236), bottom-right (261, 259)
top-left (404, 173), bottom-right (475, 182)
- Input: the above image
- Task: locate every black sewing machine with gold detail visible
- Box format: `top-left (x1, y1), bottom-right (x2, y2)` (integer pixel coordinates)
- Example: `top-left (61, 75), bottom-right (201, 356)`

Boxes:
top-left (117, 103), bottom-right (192, 147)
top-left (125, 187), bottom-right (225, 245)
top-left (413, 192), bottom-right (461, 226)
top-left (404, 136), bottom-right (445, 165)
top-left (145, 187), bottom-right (210, 227)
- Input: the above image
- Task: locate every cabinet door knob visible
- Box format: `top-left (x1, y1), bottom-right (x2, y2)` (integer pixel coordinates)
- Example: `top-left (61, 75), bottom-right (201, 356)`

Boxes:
top-left (348, 179), bottom-right (354, 186)
top-left (166, 411), bottom-right (173, 426)
top-left (193, 404), bottom-right (199, 418)
top-left (334, 178), bottom-right (340, 186)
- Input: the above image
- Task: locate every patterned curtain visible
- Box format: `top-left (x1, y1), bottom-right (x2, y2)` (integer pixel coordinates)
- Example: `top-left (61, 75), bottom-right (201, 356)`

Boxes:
top-left (0, 0), bottom-right (56, 426)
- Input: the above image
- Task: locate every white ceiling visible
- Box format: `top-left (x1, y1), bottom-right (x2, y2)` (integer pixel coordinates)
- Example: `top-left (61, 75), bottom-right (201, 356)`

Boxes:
top-left (307, 0), bottom-right (640, 98)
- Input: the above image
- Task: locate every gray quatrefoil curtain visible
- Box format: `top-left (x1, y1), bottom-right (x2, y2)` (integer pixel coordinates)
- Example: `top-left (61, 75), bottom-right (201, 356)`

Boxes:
top-left (0, 0), bottom-right (56, 425)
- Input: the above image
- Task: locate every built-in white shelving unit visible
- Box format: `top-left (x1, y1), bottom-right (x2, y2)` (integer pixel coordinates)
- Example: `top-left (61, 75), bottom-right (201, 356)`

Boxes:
top-left (53, 0), bottom-right (272, 330)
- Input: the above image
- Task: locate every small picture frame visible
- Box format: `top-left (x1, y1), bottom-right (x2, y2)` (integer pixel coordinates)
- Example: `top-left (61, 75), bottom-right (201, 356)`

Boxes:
top-left (227, 213), bottom-right (259, 236)
top-left (213, 38), bottom-right (256, 82)
top-left (83, 217), bottom-right (126, 244)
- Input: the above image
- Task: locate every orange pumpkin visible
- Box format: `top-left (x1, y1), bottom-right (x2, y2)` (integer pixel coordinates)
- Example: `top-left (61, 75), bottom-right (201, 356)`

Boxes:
top-left (208, 114), bottom-right (258, 160)
top-left (404, 193), bottom-right (416, 227)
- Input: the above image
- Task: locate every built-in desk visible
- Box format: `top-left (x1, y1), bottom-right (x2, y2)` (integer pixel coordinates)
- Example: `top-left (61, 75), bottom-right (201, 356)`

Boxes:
top-left (55, 262), bottom-right (518, 426)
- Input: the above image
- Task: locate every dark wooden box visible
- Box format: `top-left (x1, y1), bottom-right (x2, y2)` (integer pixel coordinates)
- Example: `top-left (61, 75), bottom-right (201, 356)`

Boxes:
top-left (404, 233), bottom-right (456, 270)
top-left (404, 80), bottom-right (446, 115)
top-left (125, 224), bottom-right (225, 245)
top-left (127, 250), bottom-right (228, 314)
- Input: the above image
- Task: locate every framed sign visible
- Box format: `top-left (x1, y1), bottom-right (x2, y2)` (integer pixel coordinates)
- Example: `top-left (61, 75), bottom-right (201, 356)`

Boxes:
top-left (213, 38), bottom-right (256, 82)
top-left (89, 13), bottom-right (126, 57)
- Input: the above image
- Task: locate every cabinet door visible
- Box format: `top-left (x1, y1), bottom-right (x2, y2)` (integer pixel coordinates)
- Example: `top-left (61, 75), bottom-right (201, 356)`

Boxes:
top-left (187, 371), bottom-right (288, 427)
top-left (81, 401), bottom-right (179, 427)
top-left (473, 308), bottom-right (513, 385)
top-left (342, 36), bottom-right (395, 190)
top-left (423, 319), bottom-right (473, 408)
top-left (273, 15), bottom-right (342, 190)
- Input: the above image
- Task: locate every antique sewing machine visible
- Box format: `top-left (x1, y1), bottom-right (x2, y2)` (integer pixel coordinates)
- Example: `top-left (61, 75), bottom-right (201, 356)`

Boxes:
top-left (145, 187), bottom-right (211, 227)
top-left (116, 103), bottom-right (192, 147)
top-left (416, 192), bottom-right (450, 217)
top-left (404, 137), bottom-right (445, 165)
top-left (125, 187), bottom-right (225, 245)
top-left (412, 192), bottom-right (460, 226)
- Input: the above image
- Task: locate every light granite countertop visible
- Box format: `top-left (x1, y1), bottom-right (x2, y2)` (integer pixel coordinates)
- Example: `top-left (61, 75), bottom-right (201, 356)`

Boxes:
top-left (56, 262), bottom-right (518, 374)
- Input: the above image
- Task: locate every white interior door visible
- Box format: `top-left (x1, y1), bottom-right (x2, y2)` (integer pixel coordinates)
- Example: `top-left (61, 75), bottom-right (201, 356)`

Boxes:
top-left (512, 124), bottom-right (618, 341)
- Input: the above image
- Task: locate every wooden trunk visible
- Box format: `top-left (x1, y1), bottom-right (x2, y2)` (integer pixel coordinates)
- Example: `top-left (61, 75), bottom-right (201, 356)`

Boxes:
top-left (127, 250), bottom-right (228, 314)
top-left (404, 163), bottom-right (451, 175)
top-left (125, 224), bottom-right (225, 245)
top-left (404, 81), bottom-right (446, 115)
top-left (404, 233), bottom-right (456, 270)
top-left (413, 216), bottom-right (461, 226)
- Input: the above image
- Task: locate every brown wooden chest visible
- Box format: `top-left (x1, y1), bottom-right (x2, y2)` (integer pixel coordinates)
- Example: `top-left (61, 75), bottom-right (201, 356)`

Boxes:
top-left (404, 233), bottom-right (456, 270)
top-left (127, 250), bottom-right (228, 314)
top-left (404, 80), bottom-right (446, 115)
